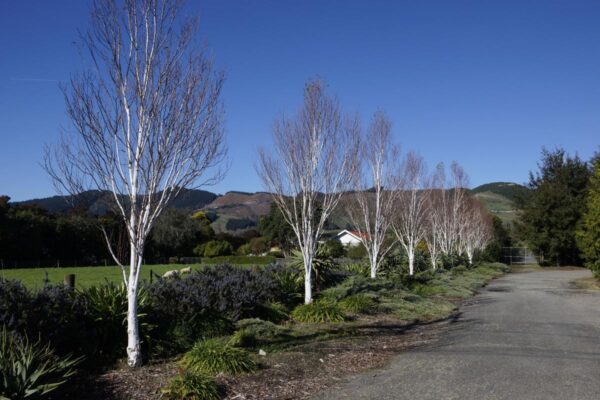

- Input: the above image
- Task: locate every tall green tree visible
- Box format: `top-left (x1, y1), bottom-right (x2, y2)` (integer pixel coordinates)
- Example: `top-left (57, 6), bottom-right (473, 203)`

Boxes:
top-left (576, 155), bottom-right (600, 275)
top-left (516, 148), bottom-right (591, 265)
top-left (258, 203), bottom-right (296, 254)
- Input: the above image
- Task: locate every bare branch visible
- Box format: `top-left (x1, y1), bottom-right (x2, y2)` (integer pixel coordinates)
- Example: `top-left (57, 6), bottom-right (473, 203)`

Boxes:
top-left (257, 79), bottom-right (359, 303)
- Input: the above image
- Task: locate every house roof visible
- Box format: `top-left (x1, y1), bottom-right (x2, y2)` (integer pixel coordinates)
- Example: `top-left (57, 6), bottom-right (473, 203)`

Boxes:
top-left (337, 229), bottom-right (369, 240)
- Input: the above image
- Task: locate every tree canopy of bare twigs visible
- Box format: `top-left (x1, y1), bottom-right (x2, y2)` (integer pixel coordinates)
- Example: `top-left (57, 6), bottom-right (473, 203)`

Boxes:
top-left (345, 112), bottom-right (401, 278)
top-left (460, 196), bottom-right (494, 265)
top-left (392, 152), bottom-right (430, 275)
top-left (257, 80), bottom-right (359, 303)
top-left (44, 0), bottom-right (226, 367)
top-left (426, 162), bottom-right (493, 269)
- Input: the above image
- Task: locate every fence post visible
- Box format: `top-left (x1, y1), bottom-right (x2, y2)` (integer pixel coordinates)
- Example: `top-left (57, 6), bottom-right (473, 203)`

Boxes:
top-left (64, 274), bottom-right (76, 289)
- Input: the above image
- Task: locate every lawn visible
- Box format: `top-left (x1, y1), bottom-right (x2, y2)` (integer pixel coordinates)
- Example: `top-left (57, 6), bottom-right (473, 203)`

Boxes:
top-left (0, 264), bottom-right (199, 289)
top-left (0, 256), bottom-right (278, 289)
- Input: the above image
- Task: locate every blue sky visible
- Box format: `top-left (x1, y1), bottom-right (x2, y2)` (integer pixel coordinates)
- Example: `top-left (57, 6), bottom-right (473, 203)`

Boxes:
top-left (0, 0), bottom-right (598, 201)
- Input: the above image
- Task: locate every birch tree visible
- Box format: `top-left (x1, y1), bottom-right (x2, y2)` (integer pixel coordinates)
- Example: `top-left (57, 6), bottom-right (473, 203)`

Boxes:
top-left (426, 164), bottom-right (445, 270)
top-left (345, 111), bottom-right (401, 278)
top-left (44, 0), bottom-right (225, 367)
top-left (393, 152), bottom-right (429, 275)
top-left (257, 80), bottom-right (359, 304)
top-left (432, 162), bottom-right (470, 258)
top-left (460, 197), bottom-right (493, 265)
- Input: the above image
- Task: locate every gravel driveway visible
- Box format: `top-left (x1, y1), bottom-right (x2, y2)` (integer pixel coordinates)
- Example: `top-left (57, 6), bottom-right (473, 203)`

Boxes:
top-left (315, 268), bottom-right (600, 400)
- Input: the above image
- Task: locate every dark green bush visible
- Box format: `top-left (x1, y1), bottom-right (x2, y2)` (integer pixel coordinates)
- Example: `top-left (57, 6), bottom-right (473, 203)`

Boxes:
top-left (0, 326), bottom-right (82, 400)
top-left (0, 279), bottom-right (30, 333)
top-left (146, 265), bottom-right (277, 353)
top-left (291, 300), bottom-right (345, 323)
top-left (194, 240), bottom-right (234, 257)
top-left (161, 371), bottom-right (221, 400)
top-left (180, 338), bottom-right (257, 375)
top-left (322, 239), bottom-right (346, 258)
top-left (346, 244), bottom-right (367, 259)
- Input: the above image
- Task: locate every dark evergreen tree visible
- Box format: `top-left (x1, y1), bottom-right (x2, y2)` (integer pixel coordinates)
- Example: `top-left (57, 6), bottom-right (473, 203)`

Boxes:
top-left (516, 148), bottom-right (591, 265)
top-left (576, 154), bottom-right (600, 275)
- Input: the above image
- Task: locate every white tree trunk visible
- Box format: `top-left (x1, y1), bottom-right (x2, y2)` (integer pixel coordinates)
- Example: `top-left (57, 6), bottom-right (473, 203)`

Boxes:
top-left (370, 252), bottom-right (378, 279)
top-left (303, 250), bottom-right (313, 304)
top-left (408, 247), bottom-right (415, 276)
top-left (126, 243), bottom-right (142, 367)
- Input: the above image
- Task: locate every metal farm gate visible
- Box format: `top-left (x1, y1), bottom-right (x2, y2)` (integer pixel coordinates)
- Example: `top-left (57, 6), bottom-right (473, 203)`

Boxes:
top-left (502, 247), bottom-right (538, 265)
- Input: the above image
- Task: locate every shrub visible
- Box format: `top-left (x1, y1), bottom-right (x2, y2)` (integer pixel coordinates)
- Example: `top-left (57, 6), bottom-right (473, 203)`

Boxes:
top-left (146, 265), bottom-right (277, 353)
top-left (291, 300), bottom-right (345, 323)
top-left (180, 338), bottom-right (257, 375)
top-left (161, 371), bottom-right (221, 400)
top-left (0, 326), bottom-right (82, 400)
top-left (346, 244), bottom-right (367, 259)
top-left (229, 318), bottom-right (290, 348)
top-left (339, 294), bottom-right (376, 314)
top-left (322, 239), bottom-right (346, 258)
top-left (237, 243), bottom-right (252, 255)
top-left (194, 240), bottom-right (234, 257)
top-left (252, 302), bottom-right (290, 323)
top-left (0, 279), bottom-right (31, 333)
top-left (340, 262), bottom-right (370, 277)
top-left (263, 264), bottom-right (304, 305)
top-left (288, 248), bottom-right (335, 287)
top-left (79, 282), bottom-right (152, 360)
top-left (27, 285), bottom-right (94, 358)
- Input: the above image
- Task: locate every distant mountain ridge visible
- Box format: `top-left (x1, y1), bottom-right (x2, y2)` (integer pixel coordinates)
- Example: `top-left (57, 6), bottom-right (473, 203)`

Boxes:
top-left (14, 189), bottom-right (219, 215)
top-left (11, 181), bottom-right (526, 233)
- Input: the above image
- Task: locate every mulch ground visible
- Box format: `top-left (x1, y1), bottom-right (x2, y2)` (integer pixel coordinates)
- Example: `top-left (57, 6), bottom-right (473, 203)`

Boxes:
top-left (63, 314), bottom-right (454, 400)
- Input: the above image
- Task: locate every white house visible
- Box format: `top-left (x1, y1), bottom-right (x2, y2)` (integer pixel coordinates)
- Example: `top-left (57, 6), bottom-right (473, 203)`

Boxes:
top-left (336, 229), bottom-right (368, 246)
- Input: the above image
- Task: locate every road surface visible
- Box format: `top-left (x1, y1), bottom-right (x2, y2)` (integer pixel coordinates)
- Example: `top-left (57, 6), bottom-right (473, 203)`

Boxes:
top-left (316, 268), bottom-right (600, 400)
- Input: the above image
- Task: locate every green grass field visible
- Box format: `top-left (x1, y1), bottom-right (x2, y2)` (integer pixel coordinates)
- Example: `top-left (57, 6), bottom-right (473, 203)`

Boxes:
top-left (0, 256), bottom-right (278, 289)
top-left (0, 264), bottom-right (199, 289)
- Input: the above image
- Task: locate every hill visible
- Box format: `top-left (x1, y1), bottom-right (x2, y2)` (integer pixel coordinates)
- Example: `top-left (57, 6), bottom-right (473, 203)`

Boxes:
top-left (11, 181), bottom-right (526, 233)
top-left (471, 182), bottom-right (528, 225)
top-left (471, 182), bottom-right (528, 202)
top-left (14, 189), bottom-right (219, 215)
top-left (202, 191), bottom-right (274, 233)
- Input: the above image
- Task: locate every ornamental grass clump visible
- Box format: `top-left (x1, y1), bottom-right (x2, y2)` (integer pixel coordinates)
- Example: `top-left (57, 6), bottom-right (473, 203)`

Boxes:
top-left (161, 371), bottom-right (221, 400)
top-left (291, 300), bottom-right (345, 323)
top-left (339, 294), bottom-right (376, 314)
top-left (180, 338), bottom-right (257, 375)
